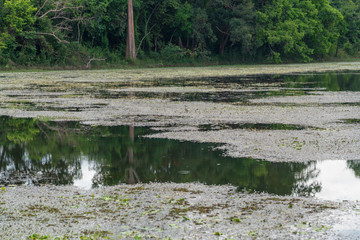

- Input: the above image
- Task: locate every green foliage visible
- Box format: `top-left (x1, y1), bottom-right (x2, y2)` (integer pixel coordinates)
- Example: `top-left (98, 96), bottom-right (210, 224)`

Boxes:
top-left (0, 0), bottom-right (37, 64)
top-left (3, 0), bottom-right (36, 33)
top-left (176, 2), bottom-right (192, 35)
top-left (161, 44), bottom-right (190, 61)
top-left (192, 7), bottom-right (216, 55)
top-left (256, 0), bottom-right (343, 62)
top-left (229, 1), bottom-right (256, 52)
top-left (0, 0), bottom-right (358, 67)
top-left (0, 33), bottom-right (11, 50)
top-left (330, 0), bottom-right (360, 56)
top-left (207, 0), bottom-right (256, 58)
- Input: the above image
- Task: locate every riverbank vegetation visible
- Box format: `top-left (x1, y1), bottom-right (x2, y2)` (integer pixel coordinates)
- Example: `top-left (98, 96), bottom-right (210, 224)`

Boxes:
top-left (0, 0), bottom-right (359, 69)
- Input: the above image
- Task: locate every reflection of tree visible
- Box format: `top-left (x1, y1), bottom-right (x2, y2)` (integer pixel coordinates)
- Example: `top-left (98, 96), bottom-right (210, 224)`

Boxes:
top-left (89, 128), bottom-right (323, 196)
top-left (0, 117), bottom-right (83, 185)
top-left (347, 160), bottom-right (360, 178)
top-left (292, 162), bottom-right (321, 197)
top-left (124, 126), bottom-right (140, 184)
top-left (283, 73), bottom-right (360, 91)
top-left (0, 116), bottom-right (324, 196)
top-left (0, 117), bottom-right (39, 173)
top-left (91, 125), bottom-right (144, 187)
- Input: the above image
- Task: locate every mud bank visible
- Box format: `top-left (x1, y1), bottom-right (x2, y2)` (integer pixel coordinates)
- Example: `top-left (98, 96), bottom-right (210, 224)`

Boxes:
top-left (0, 183), bottom-right (359, 239)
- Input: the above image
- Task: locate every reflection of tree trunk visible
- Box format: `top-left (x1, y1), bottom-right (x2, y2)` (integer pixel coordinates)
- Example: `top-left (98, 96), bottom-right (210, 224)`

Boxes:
top-left (13, 145), bottom-right (23, 171)
top-left (128, 126), bottom-right (135, 183)
top-left (129, 126), bottom-right (134, 142)
top-left (126, 125), bottom-right (140, 184)
top-left (0, 146), bottom-right (6, 170)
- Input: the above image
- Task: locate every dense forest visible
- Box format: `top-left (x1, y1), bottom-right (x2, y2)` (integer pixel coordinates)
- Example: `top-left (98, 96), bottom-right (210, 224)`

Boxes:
top-left (0, 0), bottom-right (359, 68)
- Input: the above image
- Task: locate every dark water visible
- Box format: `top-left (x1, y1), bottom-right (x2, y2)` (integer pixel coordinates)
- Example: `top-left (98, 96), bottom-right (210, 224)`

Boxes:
top-left (282, 72), bottom-right (360, 91)
top-left (89, 72), bottom-right (360, 102)
top-left (198, 123), bottom-right (315, 131)
top-left (1, 116), bottom-right (360, 201)
top-left (98, 72), bottom-right (360, 91)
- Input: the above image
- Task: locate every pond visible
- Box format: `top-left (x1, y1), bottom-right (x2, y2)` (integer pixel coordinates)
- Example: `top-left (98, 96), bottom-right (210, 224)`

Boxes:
top-left (1, 116), bottom-right (360, 201)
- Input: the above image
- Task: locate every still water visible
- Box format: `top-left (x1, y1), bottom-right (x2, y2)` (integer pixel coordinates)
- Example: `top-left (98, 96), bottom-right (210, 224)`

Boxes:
top-left (1, 116), bottom-right (360, 201)
top-left (94, 72), bottom-right (360, 102)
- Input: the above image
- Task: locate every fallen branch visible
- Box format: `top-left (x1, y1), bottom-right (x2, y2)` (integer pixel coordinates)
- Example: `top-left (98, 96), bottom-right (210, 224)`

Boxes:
top-left (86, 57), bottom-right (106, 69)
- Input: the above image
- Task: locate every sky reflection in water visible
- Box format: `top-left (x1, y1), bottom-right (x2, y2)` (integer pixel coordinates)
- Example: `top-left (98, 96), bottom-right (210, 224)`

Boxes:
top-left (311, 160), bottom-right (360, 201)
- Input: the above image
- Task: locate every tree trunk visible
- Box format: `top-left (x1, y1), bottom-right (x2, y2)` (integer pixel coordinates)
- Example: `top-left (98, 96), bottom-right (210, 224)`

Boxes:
top-left (191, 34), bottom-right (195, 53)
top-left (335, 39), bottom-right (339, 57)
top-left (179, 37), bottom-right (184, 49)
top-left (154, 37), bottom-right (157, 52)
top-left (219, 33), bottom-right (230, 55)
top-left (126, 0), bottom-right (136, 59)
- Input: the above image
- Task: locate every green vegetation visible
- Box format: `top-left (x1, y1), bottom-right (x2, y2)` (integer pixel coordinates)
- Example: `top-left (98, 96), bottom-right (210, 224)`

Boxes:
top-left (0, 0), bottom-right (359, 68)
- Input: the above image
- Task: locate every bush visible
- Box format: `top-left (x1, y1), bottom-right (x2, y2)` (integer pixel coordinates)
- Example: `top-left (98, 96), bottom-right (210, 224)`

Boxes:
top-left (343, 41), bottom-right (356, 56)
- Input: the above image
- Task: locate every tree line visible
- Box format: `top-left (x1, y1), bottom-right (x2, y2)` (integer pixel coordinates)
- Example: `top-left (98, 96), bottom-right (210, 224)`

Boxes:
top-left (0, 0), bottom-right (359, 68)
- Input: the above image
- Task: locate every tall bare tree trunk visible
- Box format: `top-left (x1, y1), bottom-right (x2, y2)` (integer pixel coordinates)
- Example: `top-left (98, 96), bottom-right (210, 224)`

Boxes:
top-left (126, 0), bottom-right (136, 59)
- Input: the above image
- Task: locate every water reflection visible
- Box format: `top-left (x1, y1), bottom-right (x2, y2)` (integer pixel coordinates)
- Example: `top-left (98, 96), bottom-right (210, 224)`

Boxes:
top-left (282, 72), bottom-right (360, 91)
top-left (347, 160), bottom-right (360, 178)
top-left (93, 73), bottom-right (360, 103)
top-left (101, 73), bottom-right (360, 92)
top-left (1, 116), bottom-right (360, 200)
top-left (309, 161), bottom-right (360, 201)
top-left (0, 118), bottom-right (82, 185)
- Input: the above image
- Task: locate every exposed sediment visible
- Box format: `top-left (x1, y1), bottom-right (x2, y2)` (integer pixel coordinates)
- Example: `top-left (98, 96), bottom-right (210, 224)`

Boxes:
top-left (0, 183), bottom-right (358, 239)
